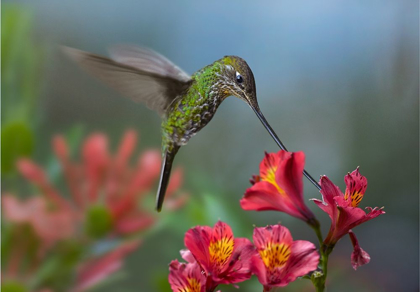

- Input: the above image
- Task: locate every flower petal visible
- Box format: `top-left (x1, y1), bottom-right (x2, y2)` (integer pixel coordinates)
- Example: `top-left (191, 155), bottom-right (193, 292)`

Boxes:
top-left (275, 151), bottom-right (315, 222)
top-left (184, 225), bottom-right (212, 273)
top-left (169, 260), bottom-right (206, 292)
top-left (180, 249), bottom-right (195, 263)
top-left (53, 135), bottom-right (84, 207)
top-left (279, 240), bottom-right (319, 284)
top-left (260, 151), bottom-right (286, 181)
top-left (2, 194), bottom-right (42, 223)
top-left (253, 225), bottom-right (293, 251)
top-left (216, 237), bottom-right (254, 284)
top-left (17, 159), bottom-right (70, 210)
top-left (250, 254), bottom-right (268, 286)
top-left (75, 240), bottom-right (140, 292)
top-left (114, 130), bottom-right (137, 174)
top-left (349, 230), bottom-right (371, 270)
top-left (344, 168), bottom-right (367, 207)
top-left (241, 181), bottom-right (307, 220)
top-left (319, 176), bottom-right (343, 207)
top-left (82, 133), bottom-right (109, 202)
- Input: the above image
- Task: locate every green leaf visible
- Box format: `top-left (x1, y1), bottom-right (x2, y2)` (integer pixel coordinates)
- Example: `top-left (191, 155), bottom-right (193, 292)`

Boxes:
top-left (1, 122), bottom-right (34, 173)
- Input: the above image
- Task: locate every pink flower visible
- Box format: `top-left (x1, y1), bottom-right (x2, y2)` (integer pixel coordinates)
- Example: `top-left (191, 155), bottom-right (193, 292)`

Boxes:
top-left (348, 230), bottom-right (370, 270)
top-left (2, 194), bottom-right (75, 252)
top-left (240, 151), bottom-right (316, 224)
top-left (74, 240), bottom-right (140, 292)
top-left (312, 168), bottom-right (385, 246)
top-left (251, 224), bottom-right (319, 291)
top-left (2, 194), bottom-right (75, 285)
top-left (9, 130), bottom-right (188, 239)
top-left (184, 221), bottom-right (255, 290)
top-left (2, 130), bottom-right (182, 290)
top-left (169, 259), bottom-right (206, 292)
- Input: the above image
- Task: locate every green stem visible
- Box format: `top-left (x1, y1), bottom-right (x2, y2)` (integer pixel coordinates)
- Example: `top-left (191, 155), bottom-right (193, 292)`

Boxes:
top-left (309, 219), bottom-right (324, 247)
top-left (308, 219), bottom-right (334, 292)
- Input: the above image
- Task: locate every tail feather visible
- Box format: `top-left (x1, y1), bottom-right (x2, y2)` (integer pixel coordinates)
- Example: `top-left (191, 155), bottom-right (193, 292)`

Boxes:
top-left (156, 147), bottom-right (179, 212)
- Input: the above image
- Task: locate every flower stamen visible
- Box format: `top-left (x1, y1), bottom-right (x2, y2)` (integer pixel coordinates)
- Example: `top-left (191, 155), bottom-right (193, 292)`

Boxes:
top-left (345, 189), bottom-right (364, 207)
top-left (209, 237), bottom-right (234, 266)
top-left (259, 242), bottom-right (291, 270)
top-left (186, 278), bottom-right (201, 292)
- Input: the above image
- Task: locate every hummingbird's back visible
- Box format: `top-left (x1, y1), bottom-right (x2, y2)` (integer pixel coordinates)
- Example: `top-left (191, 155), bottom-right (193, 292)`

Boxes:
top-left (161, 60), bottom-right (229, 149)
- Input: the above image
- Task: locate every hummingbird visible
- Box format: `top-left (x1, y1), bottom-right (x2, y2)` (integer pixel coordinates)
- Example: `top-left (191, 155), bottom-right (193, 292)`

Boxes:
top-left (63, 45), bottom-right (320, 212)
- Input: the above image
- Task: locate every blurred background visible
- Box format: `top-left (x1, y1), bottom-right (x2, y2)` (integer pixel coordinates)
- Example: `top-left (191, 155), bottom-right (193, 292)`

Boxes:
top-left (2, 0), bottom-right (418, 291)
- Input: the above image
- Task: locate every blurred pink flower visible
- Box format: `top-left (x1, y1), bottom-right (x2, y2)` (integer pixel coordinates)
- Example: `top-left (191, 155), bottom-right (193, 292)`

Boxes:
top-left (240, 151), bottom-right (316, 224)
top-left (74, 240), bottom-right (140, 292)
top-left (312, 168), bottom-right (385, 246)
top-left (348, 230), bottom-right (370, 270)
top-left (2, 194), bottom-right (75, 251)
top-left (1, 194), bottom-right (75, 287)
top-left (6, 130), bottom-right (188, 239)
top-left (251, 224), bottom-right (319, 291)
top-left (53, 130), bottom-right (188, 235)
top-left (2, 129), bottom-right (188, 290)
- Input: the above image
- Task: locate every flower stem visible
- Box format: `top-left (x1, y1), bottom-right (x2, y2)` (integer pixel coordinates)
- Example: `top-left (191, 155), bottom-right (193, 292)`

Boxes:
top-left (308, 220), bottom-right (334, 292)
top-left (309, 219), bottom-right (323, 247)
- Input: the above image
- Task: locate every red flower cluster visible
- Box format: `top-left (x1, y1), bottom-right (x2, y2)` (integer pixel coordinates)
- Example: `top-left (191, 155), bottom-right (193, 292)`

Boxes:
top-left (239, 150), bottom-right (384, 277)
top-left (168, 221), bottom-right (319, 292)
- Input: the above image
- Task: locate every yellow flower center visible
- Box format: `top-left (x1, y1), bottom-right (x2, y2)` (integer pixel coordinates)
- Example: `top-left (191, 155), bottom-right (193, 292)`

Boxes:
top-left (259, 242), bottom-right (291, 270)
top-left (185, 278), bottom-right (201, 292)
top-left (261, 166), bottom-right (285, 194)
top-left (344, 190), bottom-right (364, 207)
top-left (209, 237), bottom-right (234, 266)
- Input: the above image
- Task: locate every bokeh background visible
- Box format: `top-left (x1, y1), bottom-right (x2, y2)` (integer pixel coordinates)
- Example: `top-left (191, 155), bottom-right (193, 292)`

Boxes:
top-left (2, 1), bottom-right (418, 291)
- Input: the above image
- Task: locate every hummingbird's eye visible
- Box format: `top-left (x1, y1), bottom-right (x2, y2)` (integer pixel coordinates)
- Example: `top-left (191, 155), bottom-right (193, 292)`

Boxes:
top-left (236, 72), bottom-right (243, 84)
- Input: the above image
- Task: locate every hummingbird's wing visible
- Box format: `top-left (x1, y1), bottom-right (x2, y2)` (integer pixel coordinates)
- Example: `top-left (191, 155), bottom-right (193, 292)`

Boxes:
top-left (108, 45), bottom-right (191, 83)
top-left (63, 46), bottom-right (192, 116)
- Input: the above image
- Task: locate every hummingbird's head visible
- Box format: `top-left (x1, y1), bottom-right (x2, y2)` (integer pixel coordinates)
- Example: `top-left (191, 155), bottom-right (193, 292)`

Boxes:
top-left (220, 56), bottom-right (259, 111)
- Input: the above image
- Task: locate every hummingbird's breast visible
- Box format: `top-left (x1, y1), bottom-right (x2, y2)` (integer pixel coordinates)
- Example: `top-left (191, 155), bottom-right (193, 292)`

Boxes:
top-left (162, 80), bottom-right (223, 148)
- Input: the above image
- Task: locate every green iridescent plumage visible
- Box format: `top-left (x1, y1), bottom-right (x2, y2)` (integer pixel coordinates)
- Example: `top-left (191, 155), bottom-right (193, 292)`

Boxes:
top-left (162, 58), bottom-right (229, 152)
top-left (64, 45), bottom-right (321, 212)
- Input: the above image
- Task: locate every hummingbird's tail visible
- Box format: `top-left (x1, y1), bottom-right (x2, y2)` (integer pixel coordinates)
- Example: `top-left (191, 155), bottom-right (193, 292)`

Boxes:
top-left (156, 146), bottom-right (180, 212)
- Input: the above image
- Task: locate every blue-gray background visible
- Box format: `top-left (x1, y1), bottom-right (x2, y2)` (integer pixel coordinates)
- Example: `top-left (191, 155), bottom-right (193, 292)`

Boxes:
top-left (3, 1), bottom-right (419, 291)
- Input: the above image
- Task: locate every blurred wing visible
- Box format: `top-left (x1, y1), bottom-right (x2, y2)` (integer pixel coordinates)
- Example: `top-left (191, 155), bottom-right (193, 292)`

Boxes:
top-left (63, 46), bottom-right (192, 116)
top-left (108, 44), bottom-right (191, 82)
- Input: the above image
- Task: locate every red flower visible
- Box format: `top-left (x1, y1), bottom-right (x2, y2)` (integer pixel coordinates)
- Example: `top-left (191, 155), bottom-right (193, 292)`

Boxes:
top-left (251, 224), bottom-right (319, 291)
top-left (169, 259), bottom-right (206, 292)
top-left (240, 151), bottom-right (316, 223)
top-left (75, 240), bottom-right (140, 292)
top-left (348, 230), bottom-right (370, 270)
top-left (312, 168), bottom-right (385, 246)
top-left (184, 221), bottom-right (255, 290)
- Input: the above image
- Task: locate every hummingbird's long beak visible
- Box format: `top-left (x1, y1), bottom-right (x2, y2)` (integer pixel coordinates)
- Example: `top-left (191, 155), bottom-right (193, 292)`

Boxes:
top-left (251, 105), bottom-right (322, 191)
